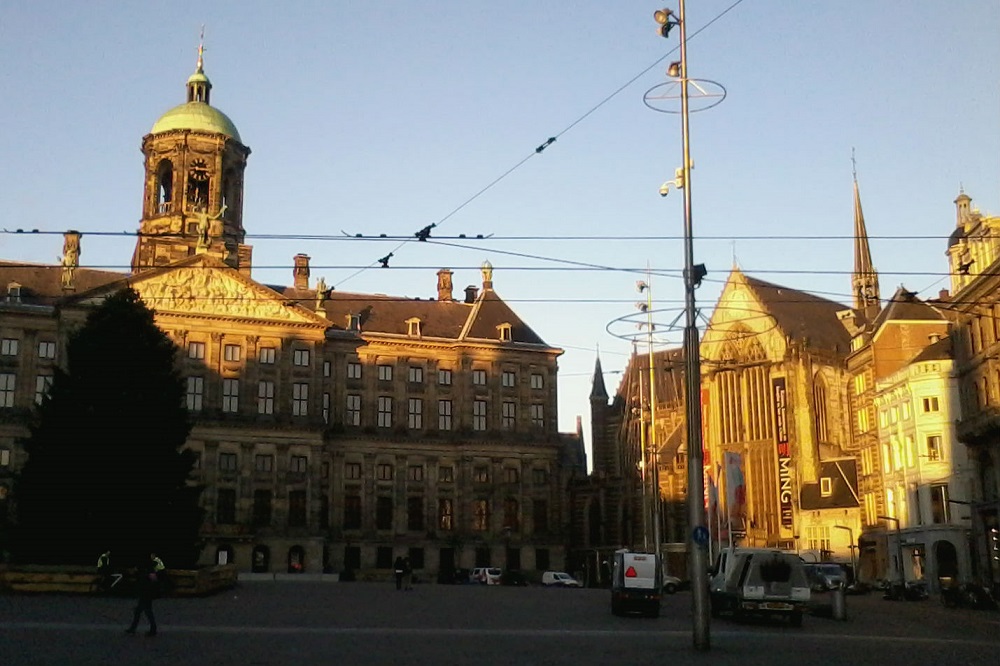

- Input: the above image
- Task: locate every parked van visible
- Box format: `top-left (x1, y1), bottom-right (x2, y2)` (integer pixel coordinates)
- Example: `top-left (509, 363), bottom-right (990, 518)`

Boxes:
top-left (709, 547), bottom-right (810, 626)
top-left (541, 571), bottom-right (582, 587)
top-left (610, 549), bottom-right (663, 617)
top-left (469, 567), bottom-right (502, 585)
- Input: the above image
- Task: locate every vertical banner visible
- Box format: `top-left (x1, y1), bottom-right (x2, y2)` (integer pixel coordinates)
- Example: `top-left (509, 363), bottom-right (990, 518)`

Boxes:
top-left (724, 451), bottom-right (746, 525)
top-left (772, 376), bottom-right (794, 529)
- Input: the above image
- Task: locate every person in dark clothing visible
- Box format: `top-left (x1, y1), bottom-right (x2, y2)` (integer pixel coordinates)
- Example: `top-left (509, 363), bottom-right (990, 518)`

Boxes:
top-left (393, 556), bottom-right (405, 591)
top-left (403, 557), bottom-right (413, 591)
top-left (125, 553), bottom-right (160, 636)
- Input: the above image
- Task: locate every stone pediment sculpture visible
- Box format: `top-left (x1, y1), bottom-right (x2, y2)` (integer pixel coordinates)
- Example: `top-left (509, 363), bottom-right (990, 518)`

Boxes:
top-left (126, 267), bottom-right (319, 323)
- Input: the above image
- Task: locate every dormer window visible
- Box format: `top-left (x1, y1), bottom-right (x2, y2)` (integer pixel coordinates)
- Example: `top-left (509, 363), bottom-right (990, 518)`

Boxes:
top-left (820, 477), bottom-right (832, 498)
top-left (6, 282), bottom-right (21, 303)
top-left (497, 323), bottom-right (512, 342)
top-left (346, 314), bottom-right (361, 332)
top-left (407, 318), bottom-right (422, 337)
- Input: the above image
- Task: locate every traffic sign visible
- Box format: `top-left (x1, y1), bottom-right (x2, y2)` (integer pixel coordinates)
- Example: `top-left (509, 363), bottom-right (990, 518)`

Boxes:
top-left (692, 525), bottom-right (709, 546)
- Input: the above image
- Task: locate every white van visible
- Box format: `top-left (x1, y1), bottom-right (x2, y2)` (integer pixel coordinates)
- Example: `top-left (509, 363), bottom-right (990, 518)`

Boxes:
top-left (469, 567), bottom-right (502, 585)
top-left (709, 547), bottom-right (810, 626)
top-left (610, 550), bottom-right (663, 617)
top-left (541, 571), bottom-right (582, 587)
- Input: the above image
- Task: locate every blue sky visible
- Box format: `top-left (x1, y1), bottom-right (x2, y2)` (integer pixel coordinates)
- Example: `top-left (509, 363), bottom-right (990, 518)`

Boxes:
top-left (1, 1), bottom-right (998, 458)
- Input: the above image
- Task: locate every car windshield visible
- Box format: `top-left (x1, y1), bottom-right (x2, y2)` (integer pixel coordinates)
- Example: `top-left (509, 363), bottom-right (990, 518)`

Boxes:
top-left (554, 573), bottom-right (570, 580)
top-left (817, 565), bottom-right (843, 576)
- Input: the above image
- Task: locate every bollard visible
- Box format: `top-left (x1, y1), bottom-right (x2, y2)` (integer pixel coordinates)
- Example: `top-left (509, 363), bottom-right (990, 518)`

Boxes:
top-left (832, 584), bottom-right (848, 620)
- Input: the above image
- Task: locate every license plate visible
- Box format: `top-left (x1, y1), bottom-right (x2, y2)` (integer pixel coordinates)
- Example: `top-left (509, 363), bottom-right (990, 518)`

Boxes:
top-left (761, 602), bottom-right (792, 610)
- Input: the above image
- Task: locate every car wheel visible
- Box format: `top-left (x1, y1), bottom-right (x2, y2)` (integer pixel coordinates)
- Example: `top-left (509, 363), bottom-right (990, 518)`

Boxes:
top-left (664, 582), bottom-right (677, 594)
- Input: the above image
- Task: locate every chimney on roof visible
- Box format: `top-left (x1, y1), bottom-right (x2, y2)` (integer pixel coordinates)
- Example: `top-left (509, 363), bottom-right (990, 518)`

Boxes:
top-left (437, 268), bottom-right (454, 301)
top-left (938, 289), bottom-right (950, 302)
top-left (293, 254), bottom-right (310, 291)
top-left (464, 285), bottom-right (479, 303)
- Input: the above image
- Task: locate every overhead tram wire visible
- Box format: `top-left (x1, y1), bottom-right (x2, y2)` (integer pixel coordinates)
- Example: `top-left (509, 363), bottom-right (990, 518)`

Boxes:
top-left (330, 0), bottom-right (749, 288)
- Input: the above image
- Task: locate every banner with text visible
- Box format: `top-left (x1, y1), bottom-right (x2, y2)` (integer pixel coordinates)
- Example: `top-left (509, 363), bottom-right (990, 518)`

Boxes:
top-left (772, 376), bottom-right (794, 529)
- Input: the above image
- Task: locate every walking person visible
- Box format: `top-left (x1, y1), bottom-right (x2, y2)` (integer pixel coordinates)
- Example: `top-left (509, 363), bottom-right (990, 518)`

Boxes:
top-left (125, 553), bottom-right (161, 636)
top-left (393, 556), bottom-right (405, 591)
top-left (403, 556), bottom-right (413, 591)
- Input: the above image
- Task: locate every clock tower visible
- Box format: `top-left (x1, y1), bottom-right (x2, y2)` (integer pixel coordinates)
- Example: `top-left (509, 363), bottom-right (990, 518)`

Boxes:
top-left (132, 45), bottom-right (252, 274)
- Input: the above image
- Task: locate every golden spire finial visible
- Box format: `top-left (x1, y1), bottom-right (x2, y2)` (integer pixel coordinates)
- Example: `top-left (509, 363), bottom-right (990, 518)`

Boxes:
top-left (197, 25), bottom-right (205, 72)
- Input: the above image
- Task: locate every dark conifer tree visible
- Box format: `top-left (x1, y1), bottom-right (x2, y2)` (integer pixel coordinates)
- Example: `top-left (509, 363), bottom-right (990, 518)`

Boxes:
top-left (13, 288), bottom-right (203, 567)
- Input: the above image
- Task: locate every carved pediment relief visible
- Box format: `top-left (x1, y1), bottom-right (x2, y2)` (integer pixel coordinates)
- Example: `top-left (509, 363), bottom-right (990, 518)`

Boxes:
top-left (128, 267), bottom-right (318, 323)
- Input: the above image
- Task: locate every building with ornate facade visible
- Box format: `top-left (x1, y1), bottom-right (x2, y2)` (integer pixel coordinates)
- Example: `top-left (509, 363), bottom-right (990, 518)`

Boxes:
top-left (943, 190), bottom-right (1000, 594)
top-left (0, 53), bottom-right (586, 576)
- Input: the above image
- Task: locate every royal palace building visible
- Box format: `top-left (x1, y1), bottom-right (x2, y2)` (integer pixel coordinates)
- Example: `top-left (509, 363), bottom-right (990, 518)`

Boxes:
top-left (0, 53), bottom-right (586, 576)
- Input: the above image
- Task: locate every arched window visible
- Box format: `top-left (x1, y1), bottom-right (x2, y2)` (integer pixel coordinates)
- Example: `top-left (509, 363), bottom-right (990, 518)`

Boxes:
top-left (813, 376), bottom-right (829, 443)
top-left (288, 545), bottom-right (306, 573)
top-left (155, 160), bottom-right (173, 213)
top-left (251, 545), bottom-right (270, 573)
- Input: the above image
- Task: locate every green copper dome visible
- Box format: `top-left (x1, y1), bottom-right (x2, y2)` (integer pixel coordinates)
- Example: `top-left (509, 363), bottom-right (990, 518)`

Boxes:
top-left (150, 102), bottom-right (241, 142)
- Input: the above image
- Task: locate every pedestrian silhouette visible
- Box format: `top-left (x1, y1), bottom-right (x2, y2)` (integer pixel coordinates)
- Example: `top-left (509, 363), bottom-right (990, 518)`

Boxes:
top-left (393, 556), bottom-right (405, 591)
top-left (125, 553), bottom-right (161, 636)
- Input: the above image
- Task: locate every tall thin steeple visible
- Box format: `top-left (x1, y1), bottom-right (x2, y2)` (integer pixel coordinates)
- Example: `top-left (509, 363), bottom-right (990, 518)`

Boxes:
top-left (851, 152), bottom-right (880, 310)
top-left (590, 353), bottom-right (609, 402)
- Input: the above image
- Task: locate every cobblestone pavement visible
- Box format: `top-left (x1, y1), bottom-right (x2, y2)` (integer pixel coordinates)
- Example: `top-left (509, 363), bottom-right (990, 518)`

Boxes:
top-left (1, 583), bottom-right (998, 665)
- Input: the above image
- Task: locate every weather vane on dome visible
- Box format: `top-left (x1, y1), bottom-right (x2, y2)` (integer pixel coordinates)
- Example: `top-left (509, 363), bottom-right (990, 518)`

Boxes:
top-left (197, 25), bottom-right (205, 71)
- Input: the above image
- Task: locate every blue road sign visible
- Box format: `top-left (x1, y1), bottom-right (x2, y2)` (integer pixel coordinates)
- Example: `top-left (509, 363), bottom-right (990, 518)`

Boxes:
top-left (692, 525), bottom-right (709, 546)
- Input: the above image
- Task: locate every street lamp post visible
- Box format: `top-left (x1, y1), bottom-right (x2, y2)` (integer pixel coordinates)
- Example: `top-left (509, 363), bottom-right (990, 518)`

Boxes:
top-left (878, 515), bottom-right (905, 593)
top-left (833, 525), bottom-right (857, 579)
top-left (654, 2), bottom-right (710, 650)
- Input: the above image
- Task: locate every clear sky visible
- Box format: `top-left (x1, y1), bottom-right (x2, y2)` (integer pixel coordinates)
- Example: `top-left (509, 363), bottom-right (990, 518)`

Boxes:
top-left (2, 1), bottom-right (998, 461)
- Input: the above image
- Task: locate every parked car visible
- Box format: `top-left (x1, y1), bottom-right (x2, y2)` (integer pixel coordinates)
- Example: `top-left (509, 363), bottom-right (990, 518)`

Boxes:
top-left (809, 563), bottom-right (847, 590)
top-left (501, 570), bottom-right (530, 587)
top-left (541, 571), bottom-right (583, 588)
top-left (662, 575), bottom-right (682, 594)
top-left (469, 567), bottom-right (502, 585)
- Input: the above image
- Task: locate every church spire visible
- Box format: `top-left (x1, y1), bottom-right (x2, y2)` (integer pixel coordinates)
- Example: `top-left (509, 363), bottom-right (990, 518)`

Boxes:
top-left (590, 353), bottom-right (608, 402)
top-left (851, 153), bottom-right (880, 310)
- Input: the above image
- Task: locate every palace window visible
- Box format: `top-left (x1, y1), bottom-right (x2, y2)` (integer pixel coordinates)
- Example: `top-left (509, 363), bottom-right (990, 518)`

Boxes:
top-left (345, 462), bottom-right (362, 480)
top-left (407, 497), bottom-right (424, 531)
top-left (533, 499), bottom-right (549, 533)
top-left (501, 402), bottom-right (516, 430)
top-left (288, 490), bottom-right (307, 527)
top-left (438, 369), bottom-right (452, 386)
top-left (290, 455), bottom-right (308, 473)
top-left (408, 366), bottom-right (423, 384)
top-left (473, 499), bottom-right (489, 531)
top-left (292, 383), bottom-right (309, 416)
top-left (530, 373), bottom-right (544, 390)
top-left (503, 498), bottom-right (519, 531)
top-left (252, 490), bottom-right (272, 526)
top-left (188, 341), bottom-right (205, 360)
top-left (322, 392), bottom-right (330, 424)
top-left (37, 341), bottom-right (56, 359)
top-left (216, 488), bottom-right (236, 524)
top-left (257, 381), bottom-right (274, 414)
top-left (439, 465), bottom-right (454, 483)
top-left (222, 378), bottom-right (239, 413)
top-left (376, 496), bottom-right (393, 530)
top-left (347, 361), bottom-right (362, 380)
top-left (377, 396), bottom-right (393, 428)
top-left (293, 349), bottom-right (310, 367)
top-left (532, 468), bottom-right (548, 485)
top-left (530, 404), bottom-right (544, 428)
top-left (407, 398), bottom-right (423, 429)
top-left (186, 376), bottom-right (203, 411)
top-left (346, 394), bottom-right (361, 426)
top-left (255, 454), bottom-right (274, 473)
top-left (474, 466), bottom-right (489, 483)
top-left (438, 498), bottom-right (454, 531)
top-left (1, 339), bottom-right (19, 356)
top-left (378, 364), bottom-right (393, 382)
top-left (502, 371), bottom-right (516, 388)
top-left (218, 452), bottom-right (238, 473)
top-left (407, 465), bottom-right (424, 482)
top-left (32, 374), bottom-right (53, 405)
top-left (344, 496), bottom-right (362, 530)
top-left (504, 468), bottom-right (519, 484)
top-left (259, 347), bottom-right (276, 364)
top-left (472, 369), bottom-right (487, 386)
top-left (438, 400), bottom-right (452, 430)
top-left (922, 396), bottom-right (939, 413)
top-left (223, 344), bottom-right (241, 362)
top-left (473, 400), bottom-right (487, 431)
top-left (376, 463), bottom-right (393, 481)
